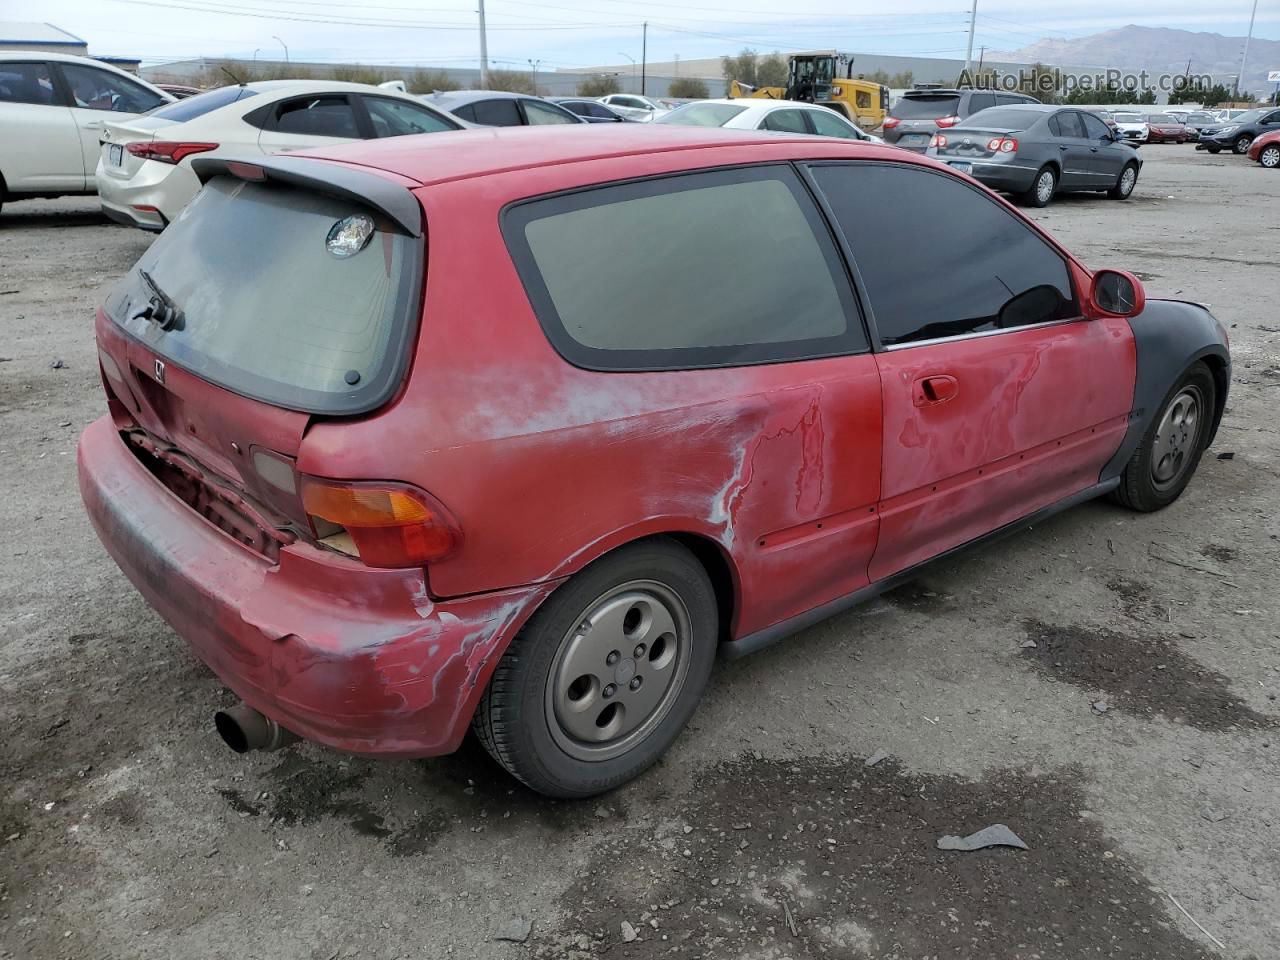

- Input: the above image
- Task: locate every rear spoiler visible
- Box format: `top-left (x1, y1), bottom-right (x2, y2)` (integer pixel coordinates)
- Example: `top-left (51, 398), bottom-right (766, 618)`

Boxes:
top-left (190, 154), bottom-right (423, 238)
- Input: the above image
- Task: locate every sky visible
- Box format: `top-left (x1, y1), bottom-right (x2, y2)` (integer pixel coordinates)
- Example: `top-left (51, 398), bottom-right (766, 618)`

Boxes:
top-left (4, 0), bottom-right (1277, 71)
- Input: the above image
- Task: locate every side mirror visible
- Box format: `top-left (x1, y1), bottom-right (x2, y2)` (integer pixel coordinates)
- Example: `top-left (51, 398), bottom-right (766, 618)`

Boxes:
top-left (1090, 269), bottom-right (1145, 318)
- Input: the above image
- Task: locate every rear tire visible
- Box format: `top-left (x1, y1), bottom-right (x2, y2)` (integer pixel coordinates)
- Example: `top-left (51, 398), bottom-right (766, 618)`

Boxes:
top-left (472, 538), bottom-right (717, 798)
top-left (1259, 144), bottom-right (1280, 169)
top-left (1108, 162), bottom-right (1139, 199)
top-left (1206, 146), bottom-right (1221, 154)
top-left (1233, 135), bottom-right (1253, 155)
top-left (1111, 362), bottom-right (1216, 512)
top-left (1020, 166), bottom-right (1057, 207)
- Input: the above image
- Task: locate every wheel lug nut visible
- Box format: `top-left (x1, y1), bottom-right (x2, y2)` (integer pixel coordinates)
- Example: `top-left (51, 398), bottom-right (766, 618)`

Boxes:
top-left (629, 677), bottom-right (642, 690)
top-left (606, 651), bottom-right (620, 666)
top-left (633, 643), bottom-right (646, 658)
top-left (603, 683), bottom-right (617, 698)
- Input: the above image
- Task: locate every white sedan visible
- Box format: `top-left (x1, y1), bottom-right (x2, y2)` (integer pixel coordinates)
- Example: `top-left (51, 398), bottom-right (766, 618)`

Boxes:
top-left (0, 52), bottom-right (172, 214)
top-left (656, 98), bottom-right (883, 142)
top-left (96, 80), bottom-right (462, 230)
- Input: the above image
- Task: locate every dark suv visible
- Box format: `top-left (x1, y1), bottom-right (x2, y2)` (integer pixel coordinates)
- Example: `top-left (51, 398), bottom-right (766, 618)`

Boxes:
top-left (883, 88), bottom-right (1040, 151)
top-left (1196, 106), bottom-right (1280, 155)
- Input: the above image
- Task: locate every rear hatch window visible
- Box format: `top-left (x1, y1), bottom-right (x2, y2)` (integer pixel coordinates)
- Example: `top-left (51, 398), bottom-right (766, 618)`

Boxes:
top-left (107, 175), bottom-right (422, 414)
top-left (891, 94), bottom-right (961, 119)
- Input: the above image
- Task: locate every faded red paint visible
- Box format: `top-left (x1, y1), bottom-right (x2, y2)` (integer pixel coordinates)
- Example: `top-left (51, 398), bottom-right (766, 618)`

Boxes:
top-left (78, 126), bottom-right (1139, 758)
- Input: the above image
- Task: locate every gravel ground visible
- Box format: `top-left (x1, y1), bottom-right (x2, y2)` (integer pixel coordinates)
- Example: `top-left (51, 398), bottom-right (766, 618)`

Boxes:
top-left (2, 145), bottom-right (1278, 960)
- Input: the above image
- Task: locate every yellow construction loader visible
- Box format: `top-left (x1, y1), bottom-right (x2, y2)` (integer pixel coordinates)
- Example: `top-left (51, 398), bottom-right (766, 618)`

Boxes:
top-left (727, 50), bottom-right (890, 131)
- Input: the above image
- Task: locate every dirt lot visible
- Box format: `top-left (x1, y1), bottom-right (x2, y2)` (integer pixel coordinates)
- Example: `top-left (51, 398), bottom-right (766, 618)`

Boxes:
top-left (2, 146), bottom-right (1278, 960)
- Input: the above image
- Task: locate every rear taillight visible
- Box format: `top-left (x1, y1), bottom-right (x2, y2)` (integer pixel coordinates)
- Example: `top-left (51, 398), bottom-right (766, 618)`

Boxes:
top-left (300, 477), bottom-right (460, 568)
top-left (125, 141), bottom-right (219, 165)
top-left (986, 136), bottom-right (1019, 153)
top-left (929, 133), bottom-right (948, 149)
top-left (882, 117), bottom-right (901, 129)
top-left (935, 115), bottom-right (961, 128)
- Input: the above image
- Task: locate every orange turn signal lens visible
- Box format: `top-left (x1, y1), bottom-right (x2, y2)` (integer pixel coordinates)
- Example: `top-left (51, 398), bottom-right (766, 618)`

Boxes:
top-left (300, 478), bottom-right (460, 567)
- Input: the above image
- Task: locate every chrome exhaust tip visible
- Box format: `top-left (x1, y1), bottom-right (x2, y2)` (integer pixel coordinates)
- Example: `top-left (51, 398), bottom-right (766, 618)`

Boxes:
top-left (214, 703), bottom-right (299, 753)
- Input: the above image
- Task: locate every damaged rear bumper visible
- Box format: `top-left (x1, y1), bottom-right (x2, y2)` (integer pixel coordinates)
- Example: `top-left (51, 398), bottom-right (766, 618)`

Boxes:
top-left (77, 415), bottom-right (557, 757)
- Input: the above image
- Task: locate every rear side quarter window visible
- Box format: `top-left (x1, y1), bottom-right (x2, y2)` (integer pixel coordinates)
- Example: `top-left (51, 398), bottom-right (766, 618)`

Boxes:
top-left (503, 165), bottom-right (867, 370)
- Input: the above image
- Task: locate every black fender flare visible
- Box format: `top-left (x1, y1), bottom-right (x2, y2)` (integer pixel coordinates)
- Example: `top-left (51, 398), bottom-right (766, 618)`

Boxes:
top-left (1100, 298), bottom-right (1231, 482)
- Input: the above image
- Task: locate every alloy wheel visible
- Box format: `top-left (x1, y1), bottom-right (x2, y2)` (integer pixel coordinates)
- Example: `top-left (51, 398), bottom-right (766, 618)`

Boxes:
top-left (1036, 171), bottom-right (1055, 204)
top-left (1150, 385), bottom-right (1203, 491)
top-left (1261, 145), bottom-right (1280, 169)
top-left (1119, 166), bottom-right (1137, 196)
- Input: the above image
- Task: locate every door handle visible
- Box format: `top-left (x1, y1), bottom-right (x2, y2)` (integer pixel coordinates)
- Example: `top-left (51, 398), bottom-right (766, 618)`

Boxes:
top-left (913, 375), bottom-right (959, 406)
top-left (1090, 146), bottom-right (1099, 152)
top-left (1059, 144), bottom-right (1068, 150)
top-left (83, 120), bottom-right (104, 130)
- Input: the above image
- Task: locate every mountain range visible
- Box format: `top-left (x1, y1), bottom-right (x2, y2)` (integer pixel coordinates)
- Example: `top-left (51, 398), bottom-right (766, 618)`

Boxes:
top-left (991, 25), bottom-right (1280, 99)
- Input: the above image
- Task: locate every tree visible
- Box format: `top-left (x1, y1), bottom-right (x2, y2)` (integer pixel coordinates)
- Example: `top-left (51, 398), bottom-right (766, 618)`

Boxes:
top-left (888, 70), bottom-right (914, 89)
top-left (668, 76), bottom-right (709, 99)
top-left (1169, 80), bottom-right (1250, 107)
top-left (721, 49), bottom-right (760, 88)
top-left (1016, 62), bottom-right (1062, 104)
top-left (576, 74), bottom-right (621, 97)
top-left (407, 69), bottom-right (459, 95)
top-left (865, 69), bottom-right (890, 86)
top-left (487, 69), bottom-right (536, 94)
top-left (757, 53), bottom-right (788, 88)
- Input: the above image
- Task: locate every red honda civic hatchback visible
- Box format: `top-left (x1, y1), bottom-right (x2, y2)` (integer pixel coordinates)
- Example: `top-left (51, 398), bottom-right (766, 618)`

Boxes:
top-left (79, 126), bottom-right (1230, 797)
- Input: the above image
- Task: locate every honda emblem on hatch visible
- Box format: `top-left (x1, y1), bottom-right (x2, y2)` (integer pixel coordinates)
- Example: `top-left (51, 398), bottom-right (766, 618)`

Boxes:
top-left (154, 359), bottom-right (165, 384)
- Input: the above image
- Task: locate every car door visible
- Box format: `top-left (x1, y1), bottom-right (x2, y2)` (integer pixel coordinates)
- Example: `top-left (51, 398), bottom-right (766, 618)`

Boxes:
top-left (55, 62), bottom-right (168, 188)
top-left (256, 94), bottom-right (367, 153)
top-left (1048, 110), bottom-right (1095, 188)
top-left (806, 161), bottom-right (1136, 580)
top-left (1081, 110), bottom-right (1124, 185)
top-left (0, 60), bottom-right (84, 191)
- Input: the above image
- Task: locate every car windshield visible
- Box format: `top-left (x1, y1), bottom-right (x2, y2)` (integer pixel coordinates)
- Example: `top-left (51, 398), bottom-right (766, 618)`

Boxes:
top-left (1145, 115), bottom-right (1176, 123)
top-left (1228, 109), bottom-right (1265, 124)
top-left (891, 94), bottom-right (961, 119)
top-left (108, 176), bottom-right (420, 413)
top-left (1185, 113), bottom-right (1216, 123)
top-left (1112, 113), bottom-right (1143, 122)
top-left (656, 102), bottom-right (746, 127)
top-left (960, 107), bottom-right (1042, 129)
top-left (147, 85), bottom-right (258, 122)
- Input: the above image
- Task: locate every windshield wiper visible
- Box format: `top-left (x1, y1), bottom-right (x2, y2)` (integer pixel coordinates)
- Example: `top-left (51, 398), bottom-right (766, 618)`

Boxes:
top-left (134, 269), bottom-right (185, 331)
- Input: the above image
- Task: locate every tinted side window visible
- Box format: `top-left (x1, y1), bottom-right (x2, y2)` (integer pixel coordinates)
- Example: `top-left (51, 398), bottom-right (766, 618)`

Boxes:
top-left (995, 94), bottom-right (1032, 106)
top-left (761, 109), bottom-right (810, 133)
top-left (811, 163), bottom-right (1078, 346)
top-left (966, 93), bottom-right (996, 114)
top-left (1056, 111), bottom-right (1086, 138)
top-left (1081, 112), bottom-right (1111, 139)
top-left (60, 64), bottom-right (165, 113)
top-left (275, 96), bottom-right (360, 137)
top-left (0, 62), bottom-right (59, 105)
top-left (470, 98), bottom-right (522, 126)
top-left (451, 103), bottom-right (476, 122)
top-left (1264, 111), bottom-right (1280, 125)
top-left (505, 166), bottom-right (866, 370)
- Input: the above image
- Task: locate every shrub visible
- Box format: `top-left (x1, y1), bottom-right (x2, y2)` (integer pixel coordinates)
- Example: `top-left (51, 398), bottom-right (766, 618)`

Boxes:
top-left (577, 74), bottom-right (621, 97)
top-left (667, 77), bottom-right (709, 99)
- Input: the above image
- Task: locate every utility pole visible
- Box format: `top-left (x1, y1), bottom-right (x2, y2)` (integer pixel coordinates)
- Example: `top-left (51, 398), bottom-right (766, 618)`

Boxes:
top-left (1238, 0), bottom-right (1258, 99)
top-left (977, 45), bottom-right (986, 73)
top-left (641, 22), bottom-right (647, 96)
top-left (528, 58), bottom-right (541, 95)
top-left (963, 0), bottom-right (978, 76)
top-left (478, 0), bottom-right (490, 89)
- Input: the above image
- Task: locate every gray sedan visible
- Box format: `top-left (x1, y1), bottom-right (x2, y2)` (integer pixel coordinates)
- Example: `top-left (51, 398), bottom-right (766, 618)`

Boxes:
top-left (925, 104), bottom-right (1142, 207)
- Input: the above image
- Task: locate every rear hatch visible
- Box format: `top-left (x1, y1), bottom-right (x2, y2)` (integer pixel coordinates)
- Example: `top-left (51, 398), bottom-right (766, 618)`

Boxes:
top-left (886, 93), bottom-right (961, 148)
top-left (97, 155), bottom-right (425, 555)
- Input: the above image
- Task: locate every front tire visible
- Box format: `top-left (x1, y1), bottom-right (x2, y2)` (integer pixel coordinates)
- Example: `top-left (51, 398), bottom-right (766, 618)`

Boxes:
top-left (1021, 166), bottom-right (1057, 207)
top-left (1112, 362), bottom-right (1216, 512)
top-left (1233, 135), bottom-right (1253, 155)
top-left (472, 538), bottom-right (717, 798)
top-left (1109, 162), bottom-right (1139, 199)
top-left (1259, 144), bottom-right (1280, 169)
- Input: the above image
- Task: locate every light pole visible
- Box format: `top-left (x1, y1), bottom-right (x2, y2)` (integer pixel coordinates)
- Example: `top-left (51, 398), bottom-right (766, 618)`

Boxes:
top-left (963, 0), bottom-right (978, 77)
top-left (272, 35), bottom-right (288, 65)
top-left (641, 21), bottom-right (647, 97)
top-left (1238, 0), bottom-right (1259, 100)
top-left (528, 58), bottom-right (541, 95)
top-left (618, 51), bottom-right (635, 90)
top-left (252, 48), bottom-right (260, 65)
top-left (477, 0), bottom-right (490, 89)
